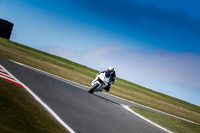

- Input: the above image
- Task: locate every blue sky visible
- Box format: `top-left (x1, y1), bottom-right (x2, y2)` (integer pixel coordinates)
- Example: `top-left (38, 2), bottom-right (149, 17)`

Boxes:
top-left (0, 0), bottom-right (200, 106)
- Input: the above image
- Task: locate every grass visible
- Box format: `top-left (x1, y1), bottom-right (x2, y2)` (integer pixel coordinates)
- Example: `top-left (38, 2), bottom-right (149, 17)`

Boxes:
top-left (0, 78), bottom-right (69, 133)
top-left (130, 106), bottom-right (200, 133)
top-left (0, 37), bottom-right (200, 131)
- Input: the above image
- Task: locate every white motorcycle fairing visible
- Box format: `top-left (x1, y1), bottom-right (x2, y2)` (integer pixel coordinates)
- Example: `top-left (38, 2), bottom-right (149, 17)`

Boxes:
top-left (88, 71), bottom-right (111, 94)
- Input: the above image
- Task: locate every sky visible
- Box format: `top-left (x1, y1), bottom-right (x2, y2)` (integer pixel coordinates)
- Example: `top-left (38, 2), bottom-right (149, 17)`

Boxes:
top-left (0, 0), bottom-right (200, 106)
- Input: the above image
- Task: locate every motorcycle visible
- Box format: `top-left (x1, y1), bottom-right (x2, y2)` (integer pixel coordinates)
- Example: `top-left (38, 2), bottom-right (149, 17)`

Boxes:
top-left (88, 71), bottom-right (111, 94)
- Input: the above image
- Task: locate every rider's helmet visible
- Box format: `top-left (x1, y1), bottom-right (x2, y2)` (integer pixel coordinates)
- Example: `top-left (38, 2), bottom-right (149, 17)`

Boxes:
top-left (108, 66), bottom-right (114, 73)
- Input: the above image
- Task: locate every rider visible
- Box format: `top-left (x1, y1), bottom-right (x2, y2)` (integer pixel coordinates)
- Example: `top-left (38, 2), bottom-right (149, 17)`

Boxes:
top-left (100, 66), bottom-right (116, 92)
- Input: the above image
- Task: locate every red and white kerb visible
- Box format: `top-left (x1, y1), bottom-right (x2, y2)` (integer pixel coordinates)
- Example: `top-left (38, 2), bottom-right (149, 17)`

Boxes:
top-left (0, 65), bottom-right (24, 88)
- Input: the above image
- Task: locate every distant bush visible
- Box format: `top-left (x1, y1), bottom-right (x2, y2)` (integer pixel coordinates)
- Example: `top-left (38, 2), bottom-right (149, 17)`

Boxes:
top-left (0, 18), bottom-right (14, 40)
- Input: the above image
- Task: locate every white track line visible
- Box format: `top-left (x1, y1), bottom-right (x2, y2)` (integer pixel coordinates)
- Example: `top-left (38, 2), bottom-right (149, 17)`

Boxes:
top-left (102, 92), bottom-right (199, 125)
top-left (0, 64), bottom-right (76, 133)
top-left (121, 105), bottom-right (172, 133)
top-left (11, 60), bottom-right (88, 89)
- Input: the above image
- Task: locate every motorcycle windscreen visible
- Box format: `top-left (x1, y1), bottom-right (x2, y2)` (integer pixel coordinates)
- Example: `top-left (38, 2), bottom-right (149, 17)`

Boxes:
top-left (105, 71), bottom-right (111, 78)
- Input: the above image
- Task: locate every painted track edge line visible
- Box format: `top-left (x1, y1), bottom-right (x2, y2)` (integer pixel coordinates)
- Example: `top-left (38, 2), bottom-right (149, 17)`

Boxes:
top-left (10, 60), bottom-right (89, 89)
top-left (0, 64), bottom-right (76, 133)
top-left (121, 104), bottom-right (172, 133)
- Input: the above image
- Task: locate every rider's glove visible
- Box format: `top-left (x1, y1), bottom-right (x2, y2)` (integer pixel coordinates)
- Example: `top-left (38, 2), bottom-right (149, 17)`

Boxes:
top-left (110, 81), bottom-right (114, 84)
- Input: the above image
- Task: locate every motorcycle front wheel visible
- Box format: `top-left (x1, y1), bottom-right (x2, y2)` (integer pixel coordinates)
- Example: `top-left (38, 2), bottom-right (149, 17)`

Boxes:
top-left (88, 84), bottom-right (99, 94)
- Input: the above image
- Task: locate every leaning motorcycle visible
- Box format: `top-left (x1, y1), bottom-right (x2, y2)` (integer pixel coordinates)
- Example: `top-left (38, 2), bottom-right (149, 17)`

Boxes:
top-left (88, 71), bottom-right (111, 94)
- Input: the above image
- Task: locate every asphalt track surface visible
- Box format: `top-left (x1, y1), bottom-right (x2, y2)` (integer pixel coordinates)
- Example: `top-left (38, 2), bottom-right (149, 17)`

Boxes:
top-left (0, 58), bottom-right (168, 133)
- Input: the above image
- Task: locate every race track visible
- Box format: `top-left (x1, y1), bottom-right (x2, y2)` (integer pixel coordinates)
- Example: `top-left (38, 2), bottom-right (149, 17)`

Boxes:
top-left (0, 58), bottom-right (168, 133)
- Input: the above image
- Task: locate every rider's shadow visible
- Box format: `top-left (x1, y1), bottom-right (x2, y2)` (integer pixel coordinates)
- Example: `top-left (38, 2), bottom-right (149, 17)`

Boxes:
top-left (93, 93), bottom-right (121, 106)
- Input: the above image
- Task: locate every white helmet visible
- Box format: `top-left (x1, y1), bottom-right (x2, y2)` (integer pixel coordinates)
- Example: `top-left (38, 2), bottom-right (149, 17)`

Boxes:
top-left (108, 66), bottom-right (114, 72)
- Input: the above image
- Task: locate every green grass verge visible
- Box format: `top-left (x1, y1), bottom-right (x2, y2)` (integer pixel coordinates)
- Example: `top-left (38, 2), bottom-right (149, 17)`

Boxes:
top-left (130, 106), bottom-right (200, 133)
top-left (0, 37), bottom-right (200, 131)
top-left (0, 78), bottom-right (69, 133)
